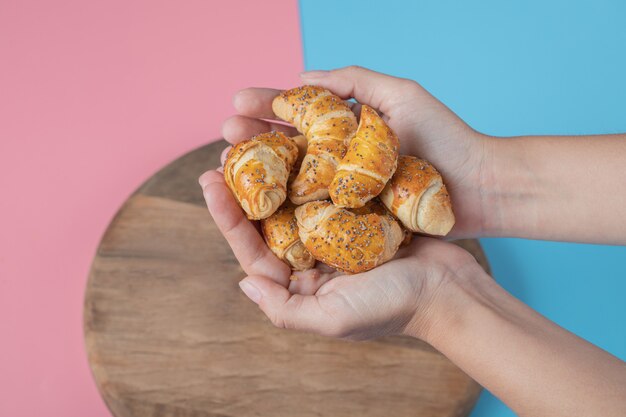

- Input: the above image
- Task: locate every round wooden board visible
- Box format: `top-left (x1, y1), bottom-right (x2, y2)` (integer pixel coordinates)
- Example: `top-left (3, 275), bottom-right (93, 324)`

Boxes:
top-left (84, 140), bottom-right (490, 417)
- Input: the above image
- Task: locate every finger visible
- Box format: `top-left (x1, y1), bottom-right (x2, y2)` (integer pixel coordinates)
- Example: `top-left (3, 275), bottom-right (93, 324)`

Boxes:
top-left (288, 268), bottom-right (338, 295)
top-left (222, 115), bottom-right (299, 145)
top-left (300, 66), bottom-right (415, 115)
top-left (199, 170), bottom-right (291, 285)
top-left (239, 275), bottom-right (344, 336)
top-left (233, 88), bottom-right (283, 119)
top-left (220, 145), bottom-right (232, 166)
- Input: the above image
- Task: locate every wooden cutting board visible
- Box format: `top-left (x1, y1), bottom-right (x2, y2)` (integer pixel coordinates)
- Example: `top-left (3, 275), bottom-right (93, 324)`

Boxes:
top-left (84, 140), bottom-right (490, 417)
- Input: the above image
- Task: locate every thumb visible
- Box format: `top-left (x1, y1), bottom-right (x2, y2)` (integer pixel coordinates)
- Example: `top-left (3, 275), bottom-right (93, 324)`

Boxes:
top-left (300, 65), bottom-right (416, 115)
top-left (238, 275), bottom-right (347, 337)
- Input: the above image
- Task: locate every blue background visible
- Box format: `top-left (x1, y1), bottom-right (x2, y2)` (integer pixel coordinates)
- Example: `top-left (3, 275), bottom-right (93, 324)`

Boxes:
top-left (299, 1), bottom-right (626, 415)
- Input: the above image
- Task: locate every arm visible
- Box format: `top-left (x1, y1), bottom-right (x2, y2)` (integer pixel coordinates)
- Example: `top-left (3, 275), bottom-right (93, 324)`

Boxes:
top-left (416, 264), bottom-right (626, 417)
top-left (484, 134), bottom-right (626, 244)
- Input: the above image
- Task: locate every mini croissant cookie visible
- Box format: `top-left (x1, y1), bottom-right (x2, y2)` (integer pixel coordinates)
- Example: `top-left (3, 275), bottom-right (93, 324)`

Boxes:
top-left (295, 200), bottom-right (403, 274)
top-left (261, 202), bottom-right (315, 271)
top-left (380, 155), bottom-right (455, 236)
top-left (350, 198), bottom-right (412, 245)
top-left (329, 105), bottom-right (399, 208)
top-left (224, 131), bottom-right (298, 220)
top-left (351, 198), bottom-right (414, 246)
top-left (272, 86), bottom-right (358, 204)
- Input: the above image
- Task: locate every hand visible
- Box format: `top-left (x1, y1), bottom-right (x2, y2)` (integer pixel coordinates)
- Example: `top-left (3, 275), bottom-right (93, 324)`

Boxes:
top-left (199, 169), bottom-right (482, 341)
top-left (220, 66), bottom-right (493, 238)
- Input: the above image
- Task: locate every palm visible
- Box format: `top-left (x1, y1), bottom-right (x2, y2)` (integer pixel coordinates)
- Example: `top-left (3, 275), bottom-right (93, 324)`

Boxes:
top-left (312, 256), bottom-right (426, 340)
top-left (376, 83), bottom-right (487, 238)
top-left (311, 236), bottom-right (477, 340)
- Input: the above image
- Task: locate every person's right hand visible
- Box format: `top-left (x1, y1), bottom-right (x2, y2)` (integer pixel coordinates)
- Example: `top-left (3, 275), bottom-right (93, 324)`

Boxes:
top-left (221, 66), bottom-right (494, 238)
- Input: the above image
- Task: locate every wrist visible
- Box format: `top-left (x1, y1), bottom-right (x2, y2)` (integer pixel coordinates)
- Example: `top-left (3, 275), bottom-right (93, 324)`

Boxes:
top-left (402, 256), bottom-right (493, 344)
top-left (477, 134), bottom-right (540, 238)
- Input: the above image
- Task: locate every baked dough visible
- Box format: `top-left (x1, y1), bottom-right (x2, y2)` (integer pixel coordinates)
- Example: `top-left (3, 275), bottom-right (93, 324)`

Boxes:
top-left (380, 155), bottom-right (455, 235)
top-left (329, 105), bottom-right (399, 208)
top-left (224, 131), bottom-right (298, 220)
top-left (261, 202), bottom-right (315, 271)
top-left (295, 200), bottom-right (403, 273)
top-left (272, 86), bottom-right (358, 204)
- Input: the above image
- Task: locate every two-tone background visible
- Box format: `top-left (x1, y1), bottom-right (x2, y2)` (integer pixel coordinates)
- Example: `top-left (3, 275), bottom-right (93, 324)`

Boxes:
top-left (1, 1), bottom-right (625, 416)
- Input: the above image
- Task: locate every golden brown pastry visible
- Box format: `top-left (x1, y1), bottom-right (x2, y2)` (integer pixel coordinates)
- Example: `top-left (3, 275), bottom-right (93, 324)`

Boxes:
top-left (295, 200), bottom-right (403, 274)
top-left (272, 86), bottom-right (358, 204)
top-left (353, 198), bottom-right (413, 246)
top-left (379, 155), bottom-right (455, 236)
top-left (261, 202), bottom-right (315, 271)
top-left (224, 131), bottom-right (298, 220)
top-left (329, 105), bottom-right (399, 208)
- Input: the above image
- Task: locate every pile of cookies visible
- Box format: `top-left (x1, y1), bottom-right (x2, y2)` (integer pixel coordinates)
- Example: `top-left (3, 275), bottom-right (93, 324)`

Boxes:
top-left (223, 86), bottom-right (454, 273)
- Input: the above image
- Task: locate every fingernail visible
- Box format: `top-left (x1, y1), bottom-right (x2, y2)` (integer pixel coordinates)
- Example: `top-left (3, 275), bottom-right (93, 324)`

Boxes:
top-left (300, 70), bottom-right (329, 79)
top-left (198, 175), bottom-right (209, 189)
top-left (216, 166), bottom-right (223, 173)
top-left (239, 280), bottom-right (262, 304)
top-left (232, 90), bottom-right (244, 109)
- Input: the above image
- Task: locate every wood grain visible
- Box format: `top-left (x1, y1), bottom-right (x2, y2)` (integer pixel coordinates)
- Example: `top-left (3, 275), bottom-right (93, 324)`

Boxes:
top-left (84, 140), bottom-right (489, 417)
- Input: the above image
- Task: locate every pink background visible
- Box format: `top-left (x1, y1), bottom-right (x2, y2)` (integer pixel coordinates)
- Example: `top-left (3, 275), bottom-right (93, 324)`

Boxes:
top-left (0, 1), bottom-right (303, 415)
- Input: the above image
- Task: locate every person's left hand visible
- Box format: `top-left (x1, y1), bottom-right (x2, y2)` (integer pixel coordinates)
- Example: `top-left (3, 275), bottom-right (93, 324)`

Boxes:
top-left (199, 169), bottom-right (481, 341)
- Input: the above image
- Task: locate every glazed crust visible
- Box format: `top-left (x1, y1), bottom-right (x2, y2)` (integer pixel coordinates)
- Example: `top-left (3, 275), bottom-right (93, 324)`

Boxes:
top-left (224, 131), bottom-right (298, 220)
top-left (295, 200), bottom-right (403, 274)
top-left (351, 199), bottom-right (412, 245)
top-left (379, 155), bottom-right (455, 236)
top-left (272, 86), bottom-right (358, 204)
top-left (329, 105), bottom-right (399, 208)
top-left (261, 202), bottom-right (315, 271)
